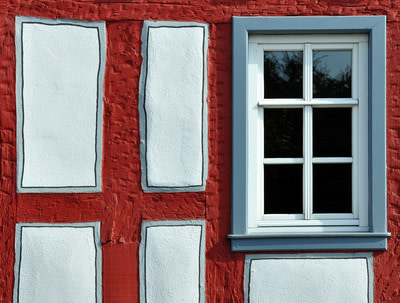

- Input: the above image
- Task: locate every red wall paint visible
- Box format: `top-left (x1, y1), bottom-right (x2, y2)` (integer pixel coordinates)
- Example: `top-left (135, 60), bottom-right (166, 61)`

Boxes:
top-left (1, 1), bottom-right (400, 302)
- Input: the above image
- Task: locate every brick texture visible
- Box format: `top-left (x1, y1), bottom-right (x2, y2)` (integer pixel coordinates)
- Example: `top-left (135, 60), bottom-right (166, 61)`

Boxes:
top-left (1, 1), bottom-right (400, 302)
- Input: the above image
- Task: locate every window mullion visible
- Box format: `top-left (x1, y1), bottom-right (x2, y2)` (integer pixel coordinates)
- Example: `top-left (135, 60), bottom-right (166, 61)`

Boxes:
top-left (304, 44), bottom-right (313, 220)
top-left (304, 106), bottom-right (312, 220)
top-left (304, 43), bottom-right (312, 101)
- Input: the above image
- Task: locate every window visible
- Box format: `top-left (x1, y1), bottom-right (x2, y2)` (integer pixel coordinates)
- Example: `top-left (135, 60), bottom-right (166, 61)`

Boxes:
top-left (230, 16), bottom-right (389, 251)
top-left (250, 35), bottom-right (367, 233)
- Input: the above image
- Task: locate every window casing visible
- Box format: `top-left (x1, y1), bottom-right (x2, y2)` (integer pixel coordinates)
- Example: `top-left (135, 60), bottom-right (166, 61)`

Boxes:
top-left (248, 35), bottom-right (368, 233)
top-left (230, 16), bottom-right (389, 251)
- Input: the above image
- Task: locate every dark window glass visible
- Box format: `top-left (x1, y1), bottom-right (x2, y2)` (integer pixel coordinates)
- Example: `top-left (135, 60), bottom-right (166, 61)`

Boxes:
top-left (313, 164), bottom-right (352, 213)
top-left (264, 51), bottom-right (303, 99)
top-left (313, 50), bottom-right (352, 98)
top-left (313, 108), bottom-right (351, 157)
top-left (264, 108), bottom-right (303, 158)
top-left (264, 165), bottom-right (303, 214)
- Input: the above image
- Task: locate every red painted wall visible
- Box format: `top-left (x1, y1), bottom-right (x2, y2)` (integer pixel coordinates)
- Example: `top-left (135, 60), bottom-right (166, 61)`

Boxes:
top-left (1, 1), bottom-right (399, 302)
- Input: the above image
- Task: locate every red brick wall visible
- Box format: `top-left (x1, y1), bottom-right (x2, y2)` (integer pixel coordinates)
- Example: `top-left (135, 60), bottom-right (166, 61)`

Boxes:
top-left (1, 1), bottom-right (399, 302)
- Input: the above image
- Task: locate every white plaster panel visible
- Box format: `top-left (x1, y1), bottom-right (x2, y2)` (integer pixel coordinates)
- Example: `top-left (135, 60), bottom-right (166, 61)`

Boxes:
top-left (21, 23), bottom-right (99, 187)
top-left (145, 26), bottom-right (204, 187)
top-left (145, 225), bottom-right (202, 302)
top-left (248, 258), bottom-right (369, 303)
top-left (17, 227), bottom-right (97, 303)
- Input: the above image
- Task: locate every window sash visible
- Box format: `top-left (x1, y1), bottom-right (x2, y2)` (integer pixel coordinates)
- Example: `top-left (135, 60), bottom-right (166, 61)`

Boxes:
top-left (250, 36), bottom-right (368, 230)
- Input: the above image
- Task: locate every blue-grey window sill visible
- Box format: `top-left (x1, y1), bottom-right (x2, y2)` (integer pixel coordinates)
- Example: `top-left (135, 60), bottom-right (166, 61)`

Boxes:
top-left (228, 232), bottom-right (391, 252)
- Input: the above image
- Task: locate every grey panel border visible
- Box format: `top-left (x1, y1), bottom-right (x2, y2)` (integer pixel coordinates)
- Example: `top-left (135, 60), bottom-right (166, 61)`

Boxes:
top-left (139, 220), bottom-right (206, 303)
top-left (139, 21), bottom-right (208, 192)
top-left (244, 253), bottom-right (373, 303)
top-left (230, 16), bottom-right (389, 251)
top-left (15, 16), bottom-right (105, 193)
top-left (13, 222), bottom-right (102, 303)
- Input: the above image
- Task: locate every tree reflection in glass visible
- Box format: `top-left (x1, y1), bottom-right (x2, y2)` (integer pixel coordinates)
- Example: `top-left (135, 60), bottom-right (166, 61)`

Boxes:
top-left (313, 50), bottom-right (352, 98)
top-left (264, 50), bottom-right (352, 99)
top-left (264, 51), bottom-right (303, 99)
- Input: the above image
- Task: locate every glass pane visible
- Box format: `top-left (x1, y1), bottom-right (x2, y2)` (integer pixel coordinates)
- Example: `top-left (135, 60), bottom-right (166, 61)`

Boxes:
top-left (313, 108), bottom-right (351, 157)
top-left (313, 50), bottom-right (352, 98)
top-left (264, 108), bottom-right (303, 158)
top-left (313, 164), bottom-right (352, 213)
top-left (264, 165), bottom-right (303, 214)
top-left (264, 51), bottom-right (303, 99)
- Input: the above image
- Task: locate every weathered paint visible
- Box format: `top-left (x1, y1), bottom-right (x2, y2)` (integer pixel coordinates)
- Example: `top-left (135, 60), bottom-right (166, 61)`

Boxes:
top-left (0, 1), bottom-right (399, 303)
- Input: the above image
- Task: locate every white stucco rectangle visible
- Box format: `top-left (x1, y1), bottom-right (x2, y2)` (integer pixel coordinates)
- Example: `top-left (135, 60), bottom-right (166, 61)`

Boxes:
top-left (15, 17), bottom-right (105, 192)
top-left (245, 254), bottom-right (372, 303)
top-left (140, 221), bottom-right (206, 303)
top-left (139, 22), bottom-right (208, 191)
top-left (13, 223), bottom-right (102, 303)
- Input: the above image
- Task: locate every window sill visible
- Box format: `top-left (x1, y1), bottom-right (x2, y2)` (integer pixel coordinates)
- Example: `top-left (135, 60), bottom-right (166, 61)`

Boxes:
top-left (228, 232), bottom-right (391, 252)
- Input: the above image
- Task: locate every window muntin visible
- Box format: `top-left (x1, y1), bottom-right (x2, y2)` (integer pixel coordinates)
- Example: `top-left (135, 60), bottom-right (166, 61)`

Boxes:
top-left (250, 35), bottom-right (368, 232)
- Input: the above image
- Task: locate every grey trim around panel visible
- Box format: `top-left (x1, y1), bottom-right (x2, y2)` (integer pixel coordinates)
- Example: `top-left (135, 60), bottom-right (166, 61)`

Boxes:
top-left (139, 220), bottom-right (206, 303)
top-left (230, 16), bottom-right (390, 251)
top-left (15, 16), bottom-right (105, 193)
top-left (139, 21), bottom-right (208, 192)
top-left (13, 222), bottom-right (102, 303)
top-left (244, 253), bottom-right (374, 303)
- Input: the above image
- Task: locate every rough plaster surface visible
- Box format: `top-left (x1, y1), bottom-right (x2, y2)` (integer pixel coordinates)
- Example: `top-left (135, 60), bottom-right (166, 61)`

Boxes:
top-left (140, 23), bottom-right (207, 190)
top-left (140, 221), bottom-right (205, 303)
top-left (247, 257), bottom-right (370, 303)
top-left (1, 3), bottom-right (399, 303)
top-left (14, 223), bottom-right (101, 303)
top-left (16, 18), bottom-right (104, 190)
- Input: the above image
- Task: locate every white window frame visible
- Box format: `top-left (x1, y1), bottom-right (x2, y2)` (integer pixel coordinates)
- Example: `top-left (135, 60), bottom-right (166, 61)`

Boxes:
top-left (248, 35), bottom-right (368, 234)
top-left (230, 16), bottom-right (389, 251)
